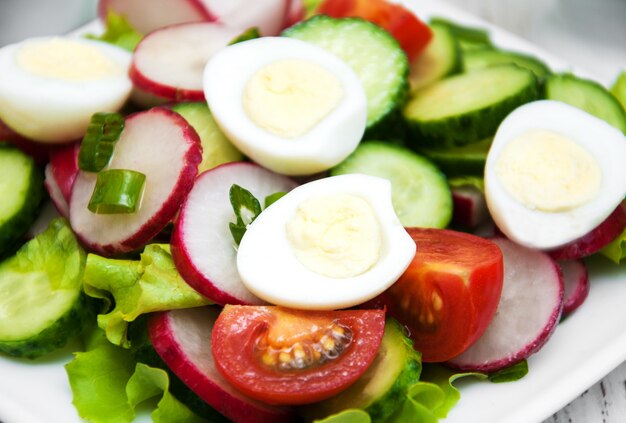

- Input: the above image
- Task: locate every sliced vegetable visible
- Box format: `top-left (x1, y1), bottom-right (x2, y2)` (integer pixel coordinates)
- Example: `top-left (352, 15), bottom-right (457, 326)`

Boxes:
top-left (330, 141), bottom-right (452, 228)
top-left (611, 71), bottom-right (626, 110)
top-left (170, 102), bottom-right (243, 174)
top-left (381, 227), bottom-right (503, 362)
top-left (228, 27), bottom-right (261, 45)
top-left (83, 244), bottom-right (211, 347)
top-left (409, 21), bottom-right (462, 92)
top-left (0, 218), bottom-right (91, 358)
top-left (559, 259), bottom-right (590, 317)
top-left (316, 0), bottom-right (433, 61)
top-left (545, 73), bottom-right (626, 133)
top-left (404, 65), bottom-right (539, 148)
top-left (0, 118), bottom-right (50, 164)
top-left (130, 22), bottom-right (242, 104)
top-left (87, 10), bottom-right (143, 52)
top-left (70, 107), bottom-right (201, 256)
top-left (48, 141), bottom-right (80, 204)
top-left (211, 305), bottom-right (386, 405)
top-left (0, 143), bottom-right (43, 255)
top-left (463, 49), bottom-right (551, 79)
top-left (283, 15), bottom-right (409, 137)
top-left (301, 319), bottom-right (421, 422)
top-left (171, 162), bottom-right (297, 305)
top-left (78, 112), bottom-right (125, 172)
top-left (418, 136), bottom-right (492, 177)
top-left (451, 184), bottom-right (489, 229)
top-left (448, 238), bottom-right (563, 372)
top-left (88, 169), bottom-right (146, 214)
top-left (429, 17), bottom-right (491, 47)
top-left (149, 306), bottom-right (297, 423)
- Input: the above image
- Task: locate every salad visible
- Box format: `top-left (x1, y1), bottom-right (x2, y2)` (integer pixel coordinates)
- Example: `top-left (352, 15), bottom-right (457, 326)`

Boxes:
top-left (1, 0), bottom-right (626, 422)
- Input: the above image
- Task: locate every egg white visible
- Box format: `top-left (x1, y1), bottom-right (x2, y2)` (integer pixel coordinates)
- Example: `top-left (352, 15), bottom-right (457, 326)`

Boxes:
top-left (0, 36), bottom-right (132, 143)
top-left (203, 37), bottom-right (367, 176)
top-left (485, 100), bottom-right (626, 250)
top-left (236, 174), bottom-right (416, 310)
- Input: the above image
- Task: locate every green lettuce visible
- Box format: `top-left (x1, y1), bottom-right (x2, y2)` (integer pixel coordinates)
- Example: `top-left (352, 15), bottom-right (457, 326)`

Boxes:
top-left (86, 11), bottom-right (143, 51)
top-left (447, 176), bottom-right (484, 191)
top-left (66, 327), bottom-right (205, 423)
top-left (610, 71), bottom-right (626, 113)
top-left (83, 244), bottom-right (211, 347)
top-left (313, 365), bottom-right (486, 423)
top-left (600, 227), bottom-right (626, 264)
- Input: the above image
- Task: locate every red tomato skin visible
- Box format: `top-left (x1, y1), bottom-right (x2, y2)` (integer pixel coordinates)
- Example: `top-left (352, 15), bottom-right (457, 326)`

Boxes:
top-left (211, 306), bottom-right (386, 405)
top-left (317, 0), bottom-right (432, 61)
top-left (382, 228), bottom-right (503, 363)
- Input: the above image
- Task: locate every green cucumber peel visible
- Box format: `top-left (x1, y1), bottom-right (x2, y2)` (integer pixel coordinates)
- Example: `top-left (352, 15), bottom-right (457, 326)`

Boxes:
top-left (79, 112), bottom-right (125, 172)
top-left (88, 169), bottom-right (146, 214)
top-left (429, 17), bottom-right (491, 45)
top-left (86, 11), bottom-right (143, 51)
top-left (83, 244), bottom-right (211, 347)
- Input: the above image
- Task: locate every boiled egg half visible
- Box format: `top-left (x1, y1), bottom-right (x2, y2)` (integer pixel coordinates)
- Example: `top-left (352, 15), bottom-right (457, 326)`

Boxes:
top-left (485, 100), bottom-right (626, 250)
top-left (203, 37), bottom-right (367, 176)
top-left (0, 36), bottom-right (132, 143)
top-left (236, 174), bottom-right (416, 310)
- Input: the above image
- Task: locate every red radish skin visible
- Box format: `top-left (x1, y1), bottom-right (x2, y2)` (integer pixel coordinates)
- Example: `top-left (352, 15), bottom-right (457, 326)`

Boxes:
top-left (548, 201), bottom-right (626, 260)
top-left (559, 259), bottom-right (590, 317)
top-left (98, 0), bottom-right (215, 35)
top-left (451, 185), bottom-right (489, 229)
top-left (69, 107), bottom-right (201, 256)
top-left (284, 0), bottom-right (306, 28)
top-left (129, 22), bottom-right (241, 103)
top-left (199, 0), bottom-right (290, 36)
top-left (49, 141), bottom-right (80, 203)
top-left (171, 162), bottom-right (297, 305)
top-left (44, 165), bottom-right (69, 218)
top-left (148, 307), bottom-right (296, 423)
top-left (447, 238), bottom-right (564, 372)
top-left (0, 118), bottom-right (50, 164)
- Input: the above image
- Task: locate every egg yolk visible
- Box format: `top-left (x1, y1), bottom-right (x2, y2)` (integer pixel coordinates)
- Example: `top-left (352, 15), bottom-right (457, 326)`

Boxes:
top-left (286, 194), bottom-right (381, 278)
top-left (16, 38), bottom-right (122, 81)
top-left (243, 59), bottom-right (344, 138)
top-left (496, 129), bottom-right (602, 212)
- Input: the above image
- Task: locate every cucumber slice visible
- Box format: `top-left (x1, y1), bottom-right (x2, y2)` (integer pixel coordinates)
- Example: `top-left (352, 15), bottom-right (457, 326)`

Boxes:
top-left (546, 73), bottom-right (626, 133)
top-left (301, 319), bottom-right (421, 422)
top-left (283, 15), bottom-right (409, 137)
top-left (404, 65), bottom-right (539, 148)
top-left (0, 143), bottom-right (43, 256)
top-left (0, 218), bottom-right (90, 358)
top-left (463, 49), bottom-right (551, 79)
top-left (409, 22), bottom-right (462, 92)
top-left (419, 136), bottom-right (492, 177)
top-left (331, 141), bottom-right (452, 228)
top-left (171, 102), bottom-right (243, 173)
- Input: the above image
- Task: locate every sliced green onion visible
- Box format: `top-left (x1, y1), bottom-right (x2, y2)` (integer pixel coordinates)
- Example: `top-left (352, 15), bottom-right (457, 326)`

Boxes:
top-left (79, 112), bottom-right (125, 172)
top-left (88, 169), bottom-right (146, 214)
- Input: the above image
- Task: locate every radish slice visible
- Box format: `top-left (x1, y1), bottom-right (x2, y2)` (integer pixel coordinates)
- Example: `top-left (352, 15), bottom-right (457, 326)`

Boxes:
top-left (148, 307), bottom-right (296, 423)
top-left (44, 165), bottom-right (69, 218)
top-left (0, 118), bottom-right (50, 164)
top-left (171, 162), bottom-right (297, 305)
top-left (49, 142), bottom-right (80, 203)
top-left (98, 0), bottom-right (215, 35)
top-left (447, 238), bottom-right (564, 372)
top-left (559, 259), bottom-right (589, 317)
top-left (130, 22), bottom-right (242, 104)
top-left (199, 0), bottom-right (289, 36)
top-left (451, 185), bottom-right (488, 229)
top-left (548, 201), bottom-right (626, 260)
top-left (284, 0), bottom-right (306, 28)
top-left (70, 107), bottom-right (201, 256)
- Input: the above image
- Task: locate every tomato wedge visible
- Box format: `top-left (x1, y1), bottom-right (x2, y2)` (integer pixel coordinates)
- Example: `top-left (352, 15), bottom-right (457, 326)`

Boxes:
top-left (211, 305), bottom-right (385, 405)
top-left (317, 0), bottom-right (432, 61)
top-left (381, 228), bottom-right (503, 363)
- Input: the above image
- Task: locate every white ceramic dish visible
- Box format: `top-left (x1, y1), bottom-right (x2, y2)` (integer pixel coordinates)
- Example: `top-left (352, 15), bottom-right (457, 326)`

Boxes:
top-left (1, 1), bottom-right (625, 422)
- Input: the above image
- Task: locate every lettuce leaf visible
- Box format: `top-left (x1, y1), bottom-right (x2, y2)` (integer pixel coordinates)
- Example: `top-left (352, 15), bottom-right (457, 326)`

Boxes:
top-left (86, 11), bottom-right (143, 51)
top-left (610, 71), bottom-right (626, 112)
top-left (447, 176), bottom-right (484, 191)
top-left (83, 244), bottom-right (211, 347)
top-left (66, 327), bottom-right (206, 423)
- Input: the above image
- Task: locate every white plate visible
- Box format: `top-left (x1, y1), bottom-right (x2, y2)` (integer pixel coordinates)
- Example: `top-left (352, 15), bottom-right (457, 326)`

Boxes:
top-left (1, 1), bottom-right (625, 422)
